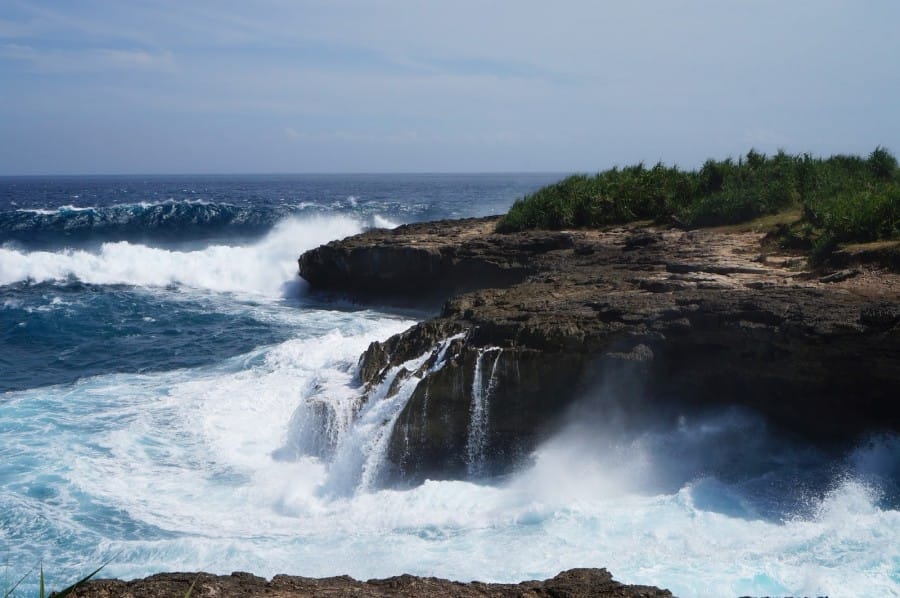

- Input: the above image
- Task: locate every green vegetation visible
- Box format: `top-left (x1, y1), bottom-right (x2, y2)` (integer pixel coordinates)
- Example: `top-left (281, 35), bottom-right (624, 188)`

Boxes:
top-left (3, 557), bottom-right (200, 598)
top-left (496, 148), bottom-right (900, 261)
top-left (3, 559), bottom-right (111, 598)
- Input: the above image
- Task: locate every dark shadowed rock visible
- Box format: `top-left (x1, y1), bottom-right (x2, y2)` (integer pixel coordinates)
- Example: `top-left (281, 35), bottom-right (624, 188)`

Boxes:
top-left (819, 268), bottom-right (861, 283)
top-left (298, 218), bottom-right (552, 303)
top-left (77, 568), bottom-right (672, 597)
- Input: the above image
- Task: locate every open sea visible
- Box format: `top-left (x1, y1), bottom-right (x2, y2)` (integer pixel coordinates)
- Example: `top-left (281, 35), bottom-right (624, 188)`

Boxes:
top-left (1, 174), bottom-right (898, 597)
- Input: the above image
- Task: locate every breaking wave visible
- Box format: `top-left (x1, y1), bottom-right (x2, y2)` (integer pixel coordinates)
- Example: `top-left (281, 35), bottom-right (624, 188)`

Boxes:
top-left (3, 329), bottom-right (898, 597)
top-left (0, 215), bottom-right (363, 295)
top-left (2, 201), bottom-right (296, 246)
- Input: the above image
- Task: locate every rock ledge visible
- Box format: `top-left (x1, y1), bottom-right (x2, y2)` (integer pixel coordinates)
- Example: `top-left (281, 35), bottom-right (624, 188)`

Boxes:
top-left (300, 217), bottom-right (900, 482)
top-left (78, 568), bottom-right (671, 597)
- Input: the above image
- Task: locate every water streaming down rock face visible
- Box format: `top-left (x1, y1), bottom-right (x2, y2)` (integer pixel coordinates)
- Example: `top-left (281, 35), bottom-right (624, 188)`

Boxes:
top-left (5, 175), bottom-right (900, 596)
top-left (282, 334), bottom-right (466, 495)
top-left (466, 347), bottom-right (503, 478)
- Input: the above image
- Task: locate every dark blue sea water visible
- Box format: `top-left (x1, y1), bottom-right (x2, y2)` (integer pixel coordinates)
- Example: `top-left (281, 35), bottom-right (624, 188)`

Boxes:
top-left (0, 174), bottom-right (544, 248)
top-left (0, 174), bottom-right (554, 391)
top-left (1, 174), bottom-right (898, 597)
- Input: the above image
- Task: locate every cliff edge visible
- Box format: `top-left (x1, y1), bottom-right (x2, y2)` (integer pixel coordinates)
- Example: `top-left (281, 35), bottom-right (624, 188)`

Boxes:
top-left (299, 217), bottom-right (900, 483)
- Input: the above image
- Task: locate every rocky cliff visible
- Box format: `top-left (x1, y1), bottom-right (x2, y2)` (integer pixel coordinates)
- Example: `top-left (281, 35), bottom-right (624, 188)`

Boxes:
top-left (299, 217), bottom-right (900, 483)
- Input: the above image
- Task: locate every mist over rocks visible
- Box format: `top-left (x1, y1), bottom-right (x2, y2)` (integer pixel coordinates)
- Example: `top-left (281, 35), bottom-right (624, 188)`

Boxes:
top-left (299, 216), bottom-right (900, 483)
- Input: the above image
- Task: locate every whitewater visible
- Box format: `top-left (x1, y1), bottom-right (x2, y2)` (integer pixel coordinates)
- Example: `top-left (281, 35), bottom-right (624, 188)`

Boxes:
top-left (1, 175), bottom-right (898, 597)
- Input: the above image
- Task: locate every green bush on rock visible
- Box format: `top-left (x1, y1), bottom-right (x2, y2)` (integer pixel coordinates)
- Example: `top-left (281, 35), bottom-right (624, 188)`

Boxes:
top-left (496, 148), bottom-right (900, 260)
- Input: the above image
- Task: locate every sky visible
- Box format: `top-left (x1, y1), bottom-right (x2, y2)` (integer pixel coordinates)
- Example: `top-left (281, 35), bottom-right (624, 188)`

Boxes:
top-left (1, 1), bottom-right (899, 175)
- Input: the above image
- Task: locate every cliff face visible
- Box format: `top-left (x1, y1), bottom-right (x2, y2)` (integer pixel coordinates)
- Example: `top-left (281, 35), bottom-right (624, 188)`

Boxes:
top-left (299, 217), bottom-right (900, 483)
top-left (297, 217), bottom-right (573, 302)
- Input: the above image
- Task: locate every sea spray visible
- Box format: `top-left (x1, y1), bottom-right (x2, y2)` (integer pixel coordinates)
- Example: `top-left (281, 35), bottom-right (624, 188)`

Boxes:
top-left (4, 334), bottom-right (900, 597)
top-left (319, 334), bottom-right (466, 495)
top-left (466, 347), bottom-right (503, 478)
top-left (0, 215), bottom-right (363, 293)
top-left (4, 173), bottom-right (900, 597)
top-left (280, 390), bottom-right (359, 460)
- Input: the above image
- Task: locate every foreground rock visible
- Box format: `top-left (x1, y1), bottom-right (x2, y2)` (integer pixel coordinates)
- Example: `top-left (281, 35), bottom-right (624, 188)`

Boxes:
top-left (300, 217), bottom-right (900, 482)
top-left (78, 568), bottom-right (671, 597)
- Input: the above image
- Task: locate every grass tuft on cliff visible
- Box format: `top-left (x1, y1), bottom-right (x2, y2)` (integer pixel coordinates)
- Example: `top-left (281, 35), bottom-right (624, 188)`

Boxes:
top-left (496, 148), bottom-right (900, 260)
top-left (3, 558), bottom-right (115, 598)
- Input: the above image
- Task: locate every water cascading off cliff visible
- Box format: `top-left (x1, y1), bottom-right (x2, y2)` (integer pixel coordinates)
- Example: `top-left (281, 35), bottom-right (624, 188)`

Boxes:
top-left (281, 333), bottom-right (473, 494)
top-left (467, 347), bottom-right (503, 479)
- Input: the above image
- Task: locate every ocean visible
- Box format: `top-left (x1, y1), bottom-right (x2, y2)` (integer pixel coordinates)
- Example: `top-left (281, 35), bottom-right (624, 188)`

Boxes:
top-left (1, 174), bottom-right (898, 597)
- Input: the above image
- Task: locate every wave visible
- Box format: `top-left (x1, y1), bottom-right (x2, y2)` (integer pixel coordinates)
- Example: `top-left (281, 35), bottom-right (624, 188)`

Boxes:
top-left (4, 337), bottom-right (898, 596)
top-left (0, 215), bottom-right (364, 295)
top-left (1, 201), bottom-right (301, 246)
top-left (2, 321), bottom-right (895, 598)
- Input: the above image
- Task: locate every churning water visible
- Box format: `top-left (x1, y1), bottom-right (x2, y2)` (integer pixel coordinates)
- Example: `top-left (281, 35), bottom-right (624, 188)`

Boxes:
top-left (1, 174), bottom-right (898, 597)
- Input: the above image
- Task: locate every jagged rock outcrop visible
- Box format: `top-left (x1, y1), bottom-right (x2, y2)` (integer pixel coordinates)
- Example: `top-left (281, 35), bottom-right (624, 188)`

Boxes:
top-left (300, 217), bottom-right (900, 483)
top-left (77, 568), bottom-right (672, 597)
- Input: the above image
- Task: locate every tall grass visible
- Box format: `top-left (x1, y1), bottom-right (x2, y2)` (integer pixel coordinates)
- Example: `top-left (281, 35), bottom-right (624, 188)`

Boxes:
top-left (496, 148), bottom-right (900, 257)
top-left (3, 558), bottom-right (112, 598)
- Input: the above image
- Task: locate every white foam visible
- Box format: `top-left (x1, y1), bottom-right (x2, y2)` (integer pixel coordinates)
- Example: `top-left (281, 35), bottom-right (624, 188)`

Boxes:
top-left (322, 335), bottom-right (462, 495)
top-left (14, 200), bottom-right (220, 215)
top-left (371, 214), bottom-right (400, 229)
top-left (3, 332), bottom-right (899, 597)
top-left (46, 318), bottom-right (414, 532)
top-left (15, 207), bottom-right (63, 215)
top-left (32, 204), bottom-right (95, 213)
top-left (0, 215), bottom-right (363, 295)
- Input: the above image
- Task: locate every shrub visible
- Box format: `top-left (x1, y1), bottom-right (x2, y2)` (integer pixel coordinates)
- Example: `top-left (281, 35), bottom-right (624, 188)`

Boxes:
top-left (495, 147), bottom-right (900, 258)
top-left (869, 146), bottom-right (898, 181)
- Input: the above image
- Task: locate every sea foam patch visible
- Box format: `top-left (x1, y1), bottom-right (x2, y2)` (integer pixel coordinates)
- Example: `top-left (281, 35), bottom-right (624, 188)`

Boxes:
top-left (4, 341), bottom-right (900, 597)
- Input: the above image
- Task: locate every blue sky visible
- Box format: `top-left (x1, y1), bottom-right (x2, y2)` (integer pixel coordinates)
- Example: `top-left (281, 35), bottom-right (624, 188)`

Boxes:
top-left (1, 1), bottom-right (898, 174)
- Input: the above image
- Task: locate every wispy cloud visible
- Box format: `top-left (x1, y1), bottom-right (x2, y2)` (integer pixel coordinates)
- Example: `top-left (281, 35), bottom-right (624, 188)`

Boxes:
top-left (1, 1), bottom-right (898, 174)
top-left (0, 43), bottom-right (176, 73)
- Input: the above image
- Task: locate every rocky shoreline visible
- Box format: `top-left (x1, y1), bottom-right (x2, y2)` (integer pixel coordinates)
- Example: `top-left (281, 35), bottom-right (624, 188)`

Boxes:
top-left (78, 217), bottom-right (898, 597)
top-left (299, 216), bottom-right (900, 483)
top-left (78, 568), bottom-right (672, 597)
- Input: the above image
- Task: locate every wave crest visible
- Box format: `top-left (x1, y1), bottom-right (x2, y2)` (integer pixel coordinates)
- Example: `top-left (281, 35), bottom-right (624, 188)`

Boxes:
top-left (2, 201), bottom-right (296, 246)
top-left (0, 215), bottom-right (363, 295)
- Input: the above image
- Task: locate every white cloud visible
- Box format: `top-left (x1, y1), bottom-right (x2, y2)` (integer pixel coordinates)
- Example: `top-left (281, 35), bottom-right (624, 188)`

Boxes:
top-left (0, 42), bottom-right (33, 59)
top-left (91, 48), bottom-right (176, 71)
top-left (1, 0), bottom-right (898, 173)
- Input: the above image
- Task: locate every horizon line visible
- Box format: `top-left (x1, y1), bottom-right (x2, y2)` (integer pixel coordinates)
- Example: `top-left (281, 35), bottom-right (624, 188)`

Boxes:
top-left (0, 170), bottom-right (573, 178)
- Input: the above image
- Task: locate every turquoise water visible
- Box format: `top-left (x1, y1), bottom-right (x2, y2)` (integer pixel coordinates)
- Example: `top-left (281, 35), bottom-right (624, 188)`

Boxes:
top-left (1, 174), bottom-right (898, 597)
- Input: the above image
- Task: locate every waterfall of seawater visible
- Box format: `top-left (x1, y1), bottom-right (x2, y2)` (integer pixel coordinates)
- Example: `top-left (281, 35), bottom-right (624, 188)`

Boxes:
top-left (466, 347), bottom-right (503, 478)
top-left (285, 334), bottom-right (465, 496)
